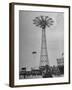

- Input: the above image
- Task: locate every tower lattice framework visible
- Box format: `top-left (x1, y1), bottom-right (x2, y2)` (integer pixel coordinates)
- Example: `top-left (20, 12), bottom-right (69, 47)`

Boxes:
top-left (40, 28), bottom-right (49, 66)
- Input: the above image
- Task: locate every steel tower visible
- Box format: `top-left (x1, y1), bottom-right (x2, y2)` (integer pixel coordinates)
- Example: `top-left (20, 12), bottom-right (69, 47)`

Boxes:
top-left (33, 16), bottom-right (54, 67)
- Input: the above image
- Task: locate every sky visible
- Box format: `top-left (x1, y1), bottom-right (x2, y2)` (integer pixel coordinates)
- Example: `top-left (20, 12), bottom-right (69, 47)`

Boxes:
top-left (19, 10), bottom-right (64, 70)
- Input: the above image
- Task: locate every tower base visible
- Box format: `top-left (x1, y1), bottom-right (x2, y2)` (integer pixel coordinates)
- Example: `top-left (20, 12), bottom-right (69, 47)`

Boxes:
top-left (39, 65), bottom-right (52, 78)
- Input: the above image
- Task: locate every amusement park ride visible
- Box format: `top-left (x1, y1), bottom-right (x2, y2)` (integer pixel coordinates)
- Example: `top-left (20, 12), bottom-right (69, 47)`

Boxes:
top-left (33, 16), bottom-right (54, 77)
